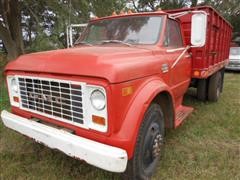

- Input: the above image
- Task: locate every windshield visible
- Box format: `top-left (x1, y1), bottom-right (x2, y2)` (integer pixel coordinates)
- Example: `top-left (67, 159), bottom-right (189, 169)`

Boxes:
top-left (230, 47), bottom-right (240, 55)
top-left (75, 16), bottom-right (163, 45)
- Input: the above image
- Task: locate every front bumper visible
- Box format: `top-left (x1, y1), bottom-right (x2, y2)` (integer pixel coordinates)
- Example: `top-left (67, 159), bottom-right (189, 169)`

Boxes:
top-left (1, 110), bottom-right (128, 172)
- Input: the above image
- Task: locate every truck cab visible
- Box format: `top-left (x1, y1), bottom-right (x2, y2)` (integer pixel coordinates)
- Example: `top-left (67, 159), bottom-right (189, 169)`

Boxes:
top-left (1, 6), bottom-right (232, 180)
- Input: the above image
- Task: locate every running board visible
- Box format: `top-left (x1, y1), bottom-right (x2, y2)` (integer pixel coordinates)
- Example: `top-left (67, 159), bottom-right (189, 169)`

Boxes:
top-left (174, 105), bottom-right (194, 128)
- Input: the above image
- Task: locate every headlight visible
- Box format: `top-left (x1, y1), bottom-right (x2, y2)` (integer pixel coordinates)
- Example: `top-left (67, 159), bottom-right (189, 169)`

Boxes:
top-left (7, 76), bottom-right (19, 107)
top-left (11, 78), bottom-right (18, 93)
top-left (90, 89), bottom-right (106, 110)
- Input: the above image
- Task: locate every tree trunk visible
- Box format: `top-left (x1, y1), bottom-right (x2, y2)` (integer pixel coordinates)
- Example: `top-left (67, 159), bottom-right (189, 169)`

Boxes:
top-left (0, 0), bottom-right (24, 61)
top-left (0, 25), bottom-right (18, 60)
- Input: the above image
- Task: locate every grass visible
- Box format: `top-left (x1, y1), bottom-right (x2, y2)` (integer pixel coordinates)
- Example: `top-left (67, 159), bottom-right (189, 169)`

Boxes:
top-left (0, 64), bottom-right (239, 179)
top-left (154, 73), bottom-right (240, 180)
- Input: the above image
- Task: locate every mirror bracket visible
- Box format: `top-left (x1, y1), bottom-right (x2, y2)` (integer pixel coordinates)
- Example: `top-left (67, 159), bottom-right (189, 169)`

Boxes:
top-left (166, 46), bottom-right (191, 68)
top-left (168, 10), bottom-right (208, 20)
top-left (66, 23), bottom-right (88, 48)
top-left (168, 11), bottom-right (191, 20)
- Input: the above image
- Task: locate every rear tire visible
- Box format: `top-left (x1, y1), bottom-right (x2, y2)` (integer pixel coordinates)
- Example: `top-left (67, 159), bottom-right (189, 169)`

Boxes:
top-left (197, 79), bottom-right (208, 101)
top-left (123, 103), bottom-right (165, 180)
top-left (208, 71), bottom-right (222, 102)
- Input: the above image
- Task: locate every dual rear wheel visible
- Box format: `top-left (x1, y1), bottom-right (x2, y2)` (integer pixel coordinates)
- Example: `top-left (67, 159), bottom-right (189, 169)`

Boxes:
top-left (197, 71), bottom-right (223, 102)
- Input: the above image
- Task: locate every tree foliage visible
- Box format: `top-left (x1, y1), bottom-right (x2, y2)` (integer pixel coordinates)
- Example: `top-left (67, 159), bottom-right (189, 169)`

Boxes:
top-left (0, 0), bottom-right (239, 60)
top-left (129, 0), bottom-right (197, 11)
top-left (0, 0), bottom-right (128, 60)
top-left (21, 0), bottom-right (91, 51)
top-left (199, 0), bottom-right (240, 32)
top-left (91, 0), bottom-right (127, 17)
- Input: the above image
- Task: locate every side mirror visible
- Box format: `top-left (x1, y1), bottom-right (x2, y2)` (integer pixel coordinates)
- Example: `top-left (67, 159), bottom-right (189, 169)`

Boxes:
top-left (191, 13), bottom-right (207, 47)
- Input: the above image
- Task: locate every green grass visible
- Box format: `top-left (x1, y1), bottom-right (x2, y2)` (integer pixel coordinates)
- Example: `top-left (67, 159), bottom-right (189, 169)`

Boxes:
top-left (0, 70), bottom-right (240, 180)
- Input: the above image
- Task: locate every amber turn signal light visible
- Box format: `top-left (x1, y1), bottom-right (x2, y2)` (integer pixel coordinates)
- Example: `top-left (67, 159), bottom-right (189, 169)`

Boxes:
top-left (193, 70), bottom-right (200, 77)
top-left (92, 115), bottom-right (106, 126)
top-left (122, 86), bottom-right (133, 96)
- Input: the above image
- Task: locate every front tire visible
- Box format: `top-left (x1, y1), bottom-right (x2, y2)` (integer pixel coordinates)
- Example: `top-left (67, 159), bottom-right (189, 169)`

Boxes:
top-left (123, 103), bottom-right (165, 180)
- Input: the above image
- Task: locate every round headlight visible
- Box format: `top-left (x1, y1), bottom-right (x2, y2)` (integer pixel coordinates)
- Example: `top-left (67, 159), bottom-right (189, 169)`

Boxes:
top-left (11, 78), bottom-right (18, 93)
top-left (90, 90), bottom-right (106, 110)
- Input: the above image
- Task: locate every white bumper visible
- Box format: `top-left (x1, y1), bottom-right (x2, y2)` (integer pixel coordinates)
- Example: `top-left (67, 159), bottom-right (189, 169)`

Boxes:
top-left (1, 110), bottom-right (128, 172)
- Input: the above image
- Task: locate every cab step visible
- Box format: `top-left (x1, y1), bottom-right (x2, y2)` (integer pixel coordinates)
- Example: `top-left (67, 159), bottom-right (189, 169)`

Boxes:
top-left (174, 105), bottom-right (194, 128)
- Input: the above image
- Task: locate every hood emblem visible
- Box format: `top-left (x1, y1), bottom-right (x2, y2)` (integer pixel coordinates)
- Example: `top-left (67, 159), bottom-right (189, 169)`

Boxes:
top-left (28, 92), bottom-right (63, 104)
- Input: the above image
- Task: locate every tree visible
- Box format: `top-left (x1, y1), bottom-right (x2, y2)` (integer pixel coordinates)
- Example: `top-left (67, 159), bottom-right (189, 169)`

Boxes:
top-left (199, 0), bottom-right (240, 35)
top-left (129, 0), bottom-right (188, 12)
top-left (22, 0), bottom-right (91, 51)
top-left (0, 0), bottom-right (127, 60)
top-left (1, 0), bottom-right (239, 61)
top-left (0, 0), bottom-right (24, 60)
top-left (91, 0), bottom-right (127, 17)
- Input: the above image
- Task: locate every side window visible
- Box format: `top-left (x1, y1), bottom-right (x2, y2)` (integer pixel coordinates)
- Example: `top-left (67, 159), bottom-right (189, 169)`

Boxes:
top-left (164, 19), bottom-right (183, 48)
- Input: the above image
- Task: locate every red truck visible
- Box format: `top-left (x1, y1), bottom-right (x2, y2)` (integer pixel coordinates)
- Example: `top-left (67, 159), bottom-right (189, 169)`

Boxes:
top-left (1, 6), bottom-right (232, 179)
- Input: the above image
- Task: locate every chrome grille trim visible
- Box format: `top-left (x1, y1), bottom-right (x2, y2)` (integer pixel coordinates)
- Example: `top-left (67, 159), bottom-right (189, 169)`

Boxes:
top-left (17, 75), bottom-right (88, 128)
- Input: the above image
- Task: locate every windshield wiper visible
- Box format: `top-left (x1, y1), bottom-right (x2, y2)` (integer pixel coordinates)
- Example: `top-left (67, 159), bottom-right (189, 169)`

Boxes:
top-left (74, 41), bottom-right (93, 46)
top-left (100, 40), bottom-right (132, 47)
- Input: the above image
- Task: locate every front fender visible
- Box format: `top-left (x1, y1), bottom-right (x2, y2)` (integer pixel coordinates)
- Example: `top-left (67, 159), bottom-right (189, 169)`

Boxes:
top-left (115, 79), bottom-right (174, 158)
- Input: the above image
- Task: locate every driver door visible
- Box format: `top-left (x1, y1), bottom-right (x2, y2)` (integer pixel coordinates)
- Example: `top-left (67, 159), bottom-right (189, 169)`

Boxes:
top-left (163, 19), bottom-right (191, 99)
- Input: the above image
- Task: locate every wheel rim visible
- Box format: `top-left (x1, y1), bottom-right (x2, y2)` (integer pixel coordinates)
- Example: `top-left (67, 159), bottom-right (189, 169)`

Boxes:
top-left (142, 114), bottom-right (164, 172)
top-left (216, 75), bottom-right (222, 98)
top-left (216, 86), bottom-right (220, 98)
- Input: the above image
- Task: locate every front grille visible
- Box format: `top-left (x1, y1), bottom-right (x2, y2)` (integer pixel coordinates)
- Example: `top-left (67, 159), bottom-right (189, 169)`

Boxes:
top-left (18, 76), bottom-right (85, 126)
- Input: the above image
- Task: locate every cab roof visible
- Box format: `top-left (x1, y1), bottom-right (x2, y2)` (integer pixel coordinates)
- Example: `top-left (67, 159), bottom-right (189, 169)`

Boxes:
top-left (89, 10), bottom-right (168, 23)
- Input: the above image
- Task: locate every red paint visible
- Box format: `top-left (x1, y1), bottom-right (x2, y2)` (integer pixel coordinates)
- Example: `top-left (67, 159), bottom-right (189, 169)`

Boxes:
top-left (4, 6), bottom-right (232, 159)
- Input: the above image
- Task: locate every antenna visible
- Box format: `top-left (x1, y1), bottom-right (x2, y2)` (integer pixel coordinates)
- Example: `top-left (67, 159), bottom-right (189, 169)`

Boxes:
top-left (67, 0), bottom-right (72, 48)
top-left (69, 0), bottom-right (72, 25)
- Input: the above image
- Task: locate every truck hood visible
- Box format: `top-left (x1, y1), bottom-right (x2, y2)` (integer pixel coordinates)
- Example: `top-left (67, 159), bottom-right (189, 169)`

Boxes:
top-left (5, 46), bottom-right (162, 83)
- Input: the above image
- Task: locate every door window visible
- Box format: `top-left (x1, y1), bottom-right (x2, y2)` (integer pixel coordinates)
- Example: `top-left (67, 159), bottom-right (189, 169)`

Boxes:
top-left (164, 19), bottom-right (183, 48)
